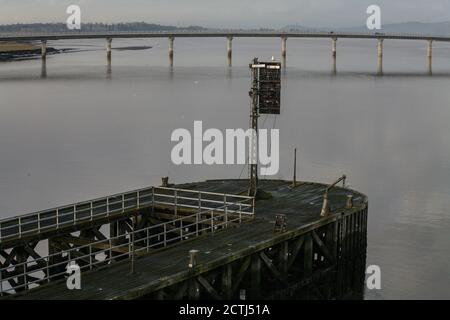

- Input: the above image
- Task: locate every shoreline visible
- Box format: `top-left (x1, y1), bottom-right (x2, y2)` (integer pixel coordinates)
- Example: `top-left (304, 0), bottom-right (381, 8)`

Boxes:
top-left (0, 42), bottom-right (63, 62)
top-left (0, 42), bottom-right (152, 62)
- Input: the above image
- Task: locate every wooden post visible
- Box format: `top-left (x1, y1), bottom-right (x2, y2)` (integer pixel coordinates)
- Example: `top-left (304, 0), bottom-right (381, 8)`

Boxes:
top-left (250, 254), bottom-right (261, 298)
top-left (279, 241), bottom-right (289, 280)
top-left (221, 264), bottom-right (233, 299)
top-left (346, 195), bottom-right (353, 208)
top-left (303, 234), bottom-right (313, 277)
top-left (188, 249), bottom-right (200, 299)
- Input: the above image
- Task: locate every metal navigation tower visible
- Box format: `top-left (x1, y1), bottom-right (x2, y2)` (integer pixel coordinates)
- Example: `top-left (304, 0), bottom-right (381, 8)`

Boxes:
top-left (248, 57), bottom-right (281, 197)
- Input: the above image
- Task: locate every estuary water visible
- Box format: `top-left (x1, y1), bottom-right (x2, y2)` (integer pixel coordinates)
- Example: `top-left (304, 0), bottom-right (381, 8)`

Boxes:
top-left (1, 37), bottom-right (450, 299)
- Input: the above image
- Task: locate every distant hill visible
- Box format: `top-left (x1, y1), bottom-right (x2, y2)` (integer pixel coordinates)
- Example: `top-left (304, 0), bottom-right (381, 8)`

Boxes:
top-left (0, 22), bottom-right (207, 33)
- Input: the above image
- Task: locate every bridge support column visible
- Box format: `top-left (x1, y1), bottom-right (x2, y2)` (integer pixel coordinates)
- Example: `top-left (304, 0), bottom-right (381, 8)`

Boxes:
top-left (331, 37), bottom-right (337, 74)
top-left (227, 36), bottom-right (233, 67)
top-left (41, 40), bottom-right (47, 60)
top-left (281, 36), bottom-right (287, 67)
top-left (427, 40), bottom-right (433, 74)
top-left (377, 38), bottom-right (383, 75)
top-left (106, 38), bottom-right (112, 61)
top-left (169, 36), bottom-right (174, 67)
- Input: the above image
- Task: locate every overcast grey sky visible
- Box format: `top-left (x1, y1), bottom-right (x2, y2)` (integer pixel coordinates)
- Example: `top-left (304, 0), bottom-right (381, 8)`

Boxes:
top-left (0, 0), bottom-right (449, 28)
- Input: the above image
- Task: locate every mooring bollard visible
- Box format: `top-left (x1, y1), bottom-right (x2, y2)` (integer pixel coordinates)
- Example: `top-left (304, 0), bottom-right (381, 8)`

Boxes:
top-left (346, 195), bottom-right (353, 209)
top-left (320, 193), bottom-right (330, 217)
top-left (274, 214), bottom-right (287, 232)
top-left (188, 249), bottom-right (199, 269)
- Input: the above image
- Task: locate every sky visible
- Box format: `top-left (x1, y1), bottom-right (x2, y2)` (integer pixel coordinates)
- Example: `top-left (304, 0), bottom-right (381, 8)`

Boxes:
top-left (0, 0), bottom-right (449, 28)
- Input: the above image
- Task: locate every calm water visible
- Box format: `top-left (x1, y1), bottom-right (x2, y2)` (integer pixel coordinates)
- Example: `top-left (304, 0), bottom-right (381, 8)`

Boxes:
top-left (1, 37), bottom-right (450, 299)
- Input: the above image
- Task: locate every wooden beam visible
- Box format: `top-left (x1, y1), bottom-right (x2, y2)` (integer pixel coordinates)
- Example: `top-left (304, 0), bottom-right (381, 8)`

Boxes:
top-left (287, 235), bottom-right (304, 270)
top-left (198, 275), bottom-right (222, 300)
top-left (259, 251), bottom-right (287, 285)
top-left (1, 248), bottom-right (18, 267)
top-left (174, 282), bottom-right (188, 300)
top-left (23, 242), bottom-right (47, 270)
top-left (232, 256), bottom-right (251, 293)
top-left (91, 228), bottom-right (107, 241)
top-left (311, 230), bottom-right (334, 263)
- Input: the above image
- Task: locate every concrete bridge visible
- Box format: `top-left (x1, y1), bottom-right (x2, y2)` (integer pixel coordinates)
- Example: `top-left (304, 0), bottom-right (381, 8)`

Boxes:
top-left (1, 31), bottom-right (449, 73)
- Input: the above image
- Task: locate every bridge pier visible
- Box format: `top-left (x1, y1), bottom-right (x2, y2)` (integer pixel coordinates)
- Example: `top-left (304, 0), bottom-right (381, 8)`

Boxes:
top-left (331, 37), bottom-right (337, 74)
top-left (427, 40), bottom-right (433, 74)
top-left (41, 40), bottom-right (47, 60)
top-left (227, 36), bottom-right (233, 67)
top-left (169, 36), bottom-right (174, 67)
top-left (106, 38), bottom-right (112, 61)
top-left (377, 38), bottom-right (383, 75)
top-left (281, 36), bottom-right (287, 67)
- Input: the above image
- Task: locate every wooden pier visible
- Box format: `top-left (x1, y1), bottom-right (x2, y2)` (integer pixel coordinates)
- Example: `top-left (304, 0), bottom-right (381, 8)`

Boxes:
top-left (0, 179), bottom-right (367, 300)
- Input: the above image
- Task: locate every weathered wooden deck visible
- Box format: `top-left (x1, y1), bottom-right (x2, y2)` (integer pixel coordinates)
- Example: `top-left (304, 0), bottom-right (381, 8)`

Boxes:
top-left (8, 179), bottom-right (367, 300)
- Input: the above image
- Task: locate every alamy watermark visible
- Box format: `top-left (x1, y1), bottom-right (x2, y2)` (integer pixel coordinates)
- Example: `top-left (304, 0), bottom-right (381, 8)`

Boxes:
top-left (66, 5), bottom-right (81, 30)
top-left (171, 121), bottom-right (280, 175)
top-left (367, 5), bottom-right (381, 30)
top-left (366, 265), bottom-right (381, 290)
top-left (66, 261), bottom-right (81, 290)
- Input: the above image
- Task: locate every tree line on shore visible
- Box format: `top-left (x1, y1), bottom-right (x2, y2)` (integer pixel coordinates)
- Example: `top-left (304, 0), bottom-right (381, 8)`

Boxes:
top-left (0, 22), bottom-right (207, 33)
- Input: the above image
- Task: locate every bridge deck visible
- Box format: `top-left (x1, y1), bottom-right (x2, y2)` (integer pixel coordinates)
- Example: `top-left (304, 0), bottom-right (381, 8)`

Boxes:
top-left (1, 31), bottom-right (450, 42)
top-left (10, 179), bottom-right (366, 300)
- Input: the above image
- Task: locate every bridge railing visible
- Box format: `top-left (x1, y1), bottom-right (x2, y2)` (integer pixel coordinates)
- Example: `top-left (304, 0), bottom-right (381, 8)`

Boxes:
top-left (0, 186), bottom-right (254, 242)
top-left (0, 197), bottom-right (252, 296)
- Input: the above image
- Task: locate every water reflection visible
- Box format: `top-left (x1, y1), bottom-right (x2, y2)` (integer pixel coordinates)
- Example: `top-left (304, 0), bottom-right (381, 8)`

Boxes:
top-left (40, 58), bottom-right (47, 79)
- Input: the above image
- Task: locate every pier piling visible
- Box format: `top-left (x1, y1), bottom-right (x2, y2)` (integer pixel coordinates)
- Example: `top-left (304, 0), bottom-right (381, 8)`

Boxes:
top-left (41, 40), bottom-right (47, 60)
top-left (427, 40), bottom-right (433, 74)
top-left (281, 36), bottom-right (287, 67)
top-left (106, 38), bottom-right (112, 61)
top-left (227, 36), bottom-right (233, 67)
top-left (332, 37), bottom-right (337, 74)
top-left (377, 38), bottom-right (384, 75)
top-left (169, 36), bottom-right (174, 67)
